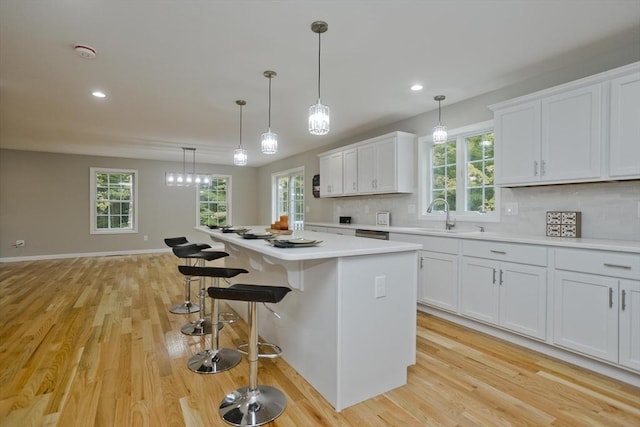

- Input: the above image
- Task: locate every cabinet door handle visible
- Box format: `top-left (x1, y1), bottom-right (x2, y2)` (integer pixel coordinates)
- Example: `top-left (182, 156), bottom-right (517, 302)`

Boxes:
top-left (490, 250), bottom-right (506, 255)
top-left (420, 257), bottom-right (424, 269)
top-left (499, 269), bottom-right (504, 286)
top-left (492, 268), bottom-right (496, 284)
top-left (622, 289), bottom-right (626, 311)
top-left (533, 160), bottom-right (538, 176)
top-left (609, 287), bottom-right (613, 308)
top-left (603, 263), bottom-right (632, 270)
top-left (540, 160), bottom-right (546, 176)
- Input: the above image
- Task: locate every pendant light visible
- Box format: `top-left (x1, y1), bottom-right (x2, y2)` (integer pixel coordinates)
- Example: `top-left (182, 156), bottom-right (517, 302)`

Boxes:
top-left (309, 20), bottom-right (330, 136)
top-left (165, 148), bottom-right (210, 186)
top-left (432, 95), bottom-right (447, 144)
top-left (261, 70), bottom-right (278, 154)
top-left (234, 100), bottom-right (248, 166)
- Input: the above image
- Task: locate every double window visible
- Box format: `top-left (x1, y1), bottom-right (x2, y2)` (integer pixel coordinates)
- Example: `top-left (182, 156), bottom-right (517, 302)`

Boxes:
top-left (272, 167), bottom-right (304, 228)
top-left (198, 176), bottom-right (231, 227)
top-left (419, 120), bottom-right (498, 222)
top-left (90, 168), bottom-right (138, 234)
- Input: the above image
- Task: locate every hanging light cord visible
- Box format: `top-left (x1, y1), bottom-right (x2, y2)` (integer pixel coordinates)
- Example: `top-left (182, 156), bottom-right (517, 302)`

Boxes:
top-left (239, 103), bottom-right (243, 148)
top-left (268, 76), bottom-right (272, 129)
top-left (438, 98), bottom-right (442, 124)
top-left (317, 30), bottom-right (322, 100)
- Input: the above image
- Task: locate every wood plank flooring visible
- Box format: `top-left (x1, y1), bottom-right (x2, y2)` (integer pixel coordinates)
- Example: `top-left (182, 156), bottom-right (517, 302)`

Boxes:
top-left (1, 253), bottom-right (638, 426)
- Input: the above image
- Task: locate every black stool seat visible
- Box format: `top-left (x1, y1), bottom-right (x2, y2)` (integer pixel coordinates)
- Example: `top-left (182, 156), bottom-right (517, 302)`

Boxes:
top-left (179, 265), bottom-right (247, 279)
top-left (208, 284), bottom-right (290, 304)
top-left (172, 245), bottom-right (228, 261)
top-left (165, 236), bottom-right (211, 251)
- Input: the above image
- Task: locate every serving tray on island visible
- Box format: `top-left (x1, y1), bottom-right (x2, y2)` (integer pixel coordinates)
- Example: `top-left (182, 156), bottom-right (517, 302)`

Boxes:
top-left (239, 231), bottom-right (275, 239)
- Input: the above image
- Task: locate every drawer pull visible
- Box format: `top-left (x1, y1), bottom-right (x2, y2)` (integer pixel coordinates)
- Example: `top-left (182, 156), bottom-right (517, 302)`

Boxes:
top-left (603, 263), bottom-right (631, 270)
top-left (490, 250), bottom-right (507, 255)
top-left (609, 287), bottom-right (613, 308)
top-left (622, 289), bottom-right (626, 311)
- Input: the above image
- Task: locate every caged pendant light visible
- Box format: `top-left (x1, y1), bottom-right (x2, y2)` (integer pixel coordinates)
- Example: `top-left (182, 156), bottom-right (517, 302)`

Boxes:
top-left (261, 70), bottom-right (278, 154)
top-left (234, 100), bottom-right (248, 166)
top-left (432, 95), bottom-right (448, 144)
top-left (308, 20), bottom-right (330, 136)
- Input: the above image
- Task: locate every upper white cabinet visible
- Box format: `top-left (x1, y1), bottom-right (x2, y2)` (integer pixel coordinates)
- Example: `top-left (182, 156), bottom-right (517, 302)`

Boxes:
top-left (318, 131), bottom-right (415, 197)
top-left (491, 62), bottom-right (639, 186)
top-left (608, 71), bottom-right (640, 178)
top-left (319, 152), bottom-right (344, 197)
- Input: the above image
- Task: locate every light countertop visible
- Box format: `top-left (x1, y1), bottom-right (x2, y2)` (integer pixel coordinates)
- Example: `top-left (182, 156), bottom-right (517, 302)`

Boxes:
top-left (196, 226), bottom-right (421, 261)
top-left (305, 222), bottom-right (640, 254)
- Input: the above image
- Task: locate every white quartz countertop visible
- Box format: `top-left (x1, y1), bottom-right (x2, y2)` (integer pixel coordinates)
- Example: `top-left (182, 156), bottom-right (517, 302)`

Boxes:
top-left (196, 226), bottom-right (421, 261)
top-left (306, 222), bottom-right (640, 254)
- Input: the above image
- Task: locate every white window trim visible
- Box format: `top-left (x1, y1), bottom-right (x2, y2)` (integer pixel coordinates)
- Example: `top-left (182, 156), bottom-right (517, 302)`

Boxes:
top-left (271, 166), bottom-right (305, 223)
top-left (418, 120), bottom-right (500, 224)
top-left (90, 167), bottom-right (139, 234)
top-left (195, 174), bottom-right (232, 227)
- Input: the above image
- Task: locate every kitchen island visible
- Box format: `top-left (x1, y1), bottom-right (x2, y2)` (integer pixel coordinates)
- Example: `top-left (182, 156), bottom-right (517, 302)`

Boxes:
top-left (197, 226), bottom-right (421, 411)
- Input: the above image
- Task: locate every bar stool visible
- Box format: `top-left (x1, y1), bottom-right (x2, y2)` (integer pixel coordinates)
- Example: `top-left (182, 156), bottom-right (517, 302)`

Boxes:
top-left (165, 236), bottom-right (212, 314)
top-left (178, 265), bottom-right (249, 374)
top-left (208, 283), bottom-right (291, 426)
top-left (164, 236), bottom-right (211, 251)
top-left (169, 244), bottom-right (228, 314)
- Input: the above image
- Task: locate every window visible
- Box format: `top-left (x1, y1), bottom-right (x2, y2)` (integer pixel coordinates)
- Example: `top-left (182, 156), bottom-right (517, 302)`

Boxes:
top-left (419, 120), bottom-right (499, 222)
top-left (198, 175), bottom-right (231, 227)
top-left (90, 168), bottom-right (138, 234)
top-left (272, 167), bottom-right (304, 228)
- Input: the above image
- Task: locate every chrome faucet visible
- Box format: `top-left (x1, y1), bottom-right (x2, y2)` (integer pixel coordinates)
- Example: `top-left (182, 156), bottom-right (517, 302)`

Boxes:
top-left (427, 198), bottom-right (456, 230)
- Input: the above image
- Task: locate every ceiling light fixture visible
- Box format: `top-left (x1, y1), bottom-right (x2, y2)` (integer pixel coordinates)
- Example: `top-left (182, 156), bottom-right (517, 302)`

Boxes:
top-left (309, 20), bottom-right (329, 136)
top-left (166, 147), bottom-right (210, 186)
top-left (234, 100), bottom-right (248, 166)
top-left (74, 44), bottom-right (97, 59)
top-left (92, 91), bottom-right (106, 98)
top-left (432, 95), bottom-right (448, 144)
top-left (261, 70), bottom-right (278, 154)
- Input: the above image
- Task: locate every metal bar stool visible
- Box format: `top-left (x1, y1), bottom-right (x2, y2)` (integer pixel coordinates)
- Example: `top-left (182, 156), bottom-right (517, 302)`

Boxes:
top-left (170, 244), bottom-right (228, 314)
top-left (178, 265), bottom-right (248, 374)
top-left (208, 283), bottom-right (291, 426)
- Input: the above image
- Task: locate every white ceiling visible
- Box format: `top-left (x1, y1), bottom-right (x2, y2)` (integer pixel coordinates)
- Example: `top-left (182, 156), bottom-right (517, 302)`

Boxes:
top-left (1, 1), bottom-right (639, 167)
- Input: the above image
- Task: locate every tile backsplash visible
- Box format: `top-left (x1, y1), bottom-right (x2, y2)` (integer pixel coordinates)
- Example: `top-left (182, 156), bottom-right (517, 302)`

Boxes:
top-left (331, 181), bottom-right (640, 242)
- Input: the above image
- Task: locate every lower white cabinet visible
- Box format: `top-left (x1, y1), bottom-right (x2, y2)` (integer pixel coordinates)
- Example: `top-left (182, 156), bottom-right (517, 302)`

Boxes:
top-left (553, 248), bottom-right (640, 370)
top-left (419, 251), bottom-right (458, 312)
top-left (460, 241), bottom-right (547, 340)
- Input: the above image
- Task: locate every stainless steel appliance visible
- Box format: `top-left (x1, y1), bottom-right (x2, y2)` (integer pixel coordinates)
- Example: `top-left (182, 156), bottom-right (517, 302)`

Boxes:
top-left (355, 229), bottom-right (389, 240)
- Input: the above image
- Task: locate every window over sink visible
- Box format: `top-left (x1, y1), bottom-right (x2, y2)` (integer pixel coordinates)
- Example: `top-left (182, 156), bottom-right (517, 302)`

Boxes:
top-left (418, 120), bottom-right (499, 223)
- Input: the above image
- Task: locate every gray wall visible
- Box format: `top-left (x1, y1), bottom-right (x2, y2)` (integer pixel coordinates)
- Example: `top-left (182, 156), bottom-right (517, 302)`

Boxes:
top-left (0, 150), bottom-right (258, 258)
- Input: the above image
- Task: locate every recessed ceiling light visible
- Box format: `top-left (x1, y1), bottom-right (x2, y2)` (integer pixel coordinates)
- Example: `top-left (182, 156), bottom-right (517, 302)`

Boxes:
top-left (92, 91), bottom-right (106, 98)
top-left (410, 84), bottom-right (423, 91)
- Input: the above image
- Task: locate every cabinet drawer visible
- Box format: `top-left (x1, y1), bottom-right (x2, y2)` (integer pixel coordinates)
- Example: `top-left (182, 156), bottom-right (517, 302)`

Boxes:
top-left (389, 233), bottom-right (458, 254)
top-left (555, 248), bottom-right (640, 279)
top-left (462, 240), bottom-right (547, 266)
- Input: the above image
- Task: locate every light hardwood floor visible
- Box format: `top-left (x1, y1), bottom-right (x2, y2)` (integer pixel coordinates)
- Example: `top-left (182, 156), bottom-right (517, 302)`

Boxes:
top-left (1, 254), bottom-right (638, 426)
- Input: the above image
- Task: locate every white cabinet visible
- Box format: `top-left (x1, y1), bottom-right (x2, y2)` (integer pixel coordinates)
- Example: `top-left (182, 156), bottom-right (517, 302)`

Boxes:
top-left (553, 248), bottom-right (640, 370)
top-left (343, 148), bottom-right (358, 195)
top-left (319, 152), bottom-right (343, 196)
top-left (608, 71), bottom-right (640, 178)
top-left (492, 61), bottom-right (640, 186)
top-left (418, 237), bottom-right (459, 312)
top-left (493, 83), bottom-right (602, 186)
top-left (460, 241), bottom-right (547, 340)
top-left (319, 131), bottom-right (414, 197)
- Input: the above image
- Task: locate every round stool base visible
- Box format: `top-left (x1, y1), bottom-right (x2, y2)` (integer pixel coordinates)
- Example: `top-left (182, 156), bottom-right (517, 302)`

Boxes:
top-left (180, 320), bottom-right (224, 336)
top-left (169, 302), bottom-right (200, 315)
top-left (219, 385), bottom-right (286, 426)
top-left (236, 342), bottom-right (282, 359)
top-left (188, 348), bottom-right (241, 374)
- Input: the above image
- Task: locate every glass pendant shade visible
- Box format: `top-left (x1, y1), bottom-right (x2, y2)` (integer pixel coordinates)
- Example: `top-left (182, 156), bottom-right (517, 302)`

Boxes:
top-left (165, 147), bottom-right (211, 186)
top-left (432, 95), bottom-right (447, 144)
top-left (309, 101), bottom-right (330, 135)
top-left (261, 130), bottom-right (278, 154)
top-left (432, 123), bottom-right (448, 144)
top-left (234, 147), bottom-right (247, 166)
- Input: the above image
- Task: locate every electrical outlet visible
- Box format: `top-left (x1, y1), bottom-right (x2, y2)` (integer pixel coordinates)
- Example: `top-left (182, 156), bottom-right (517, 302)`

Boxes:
top-left (375, 275), bottom-right (386, 298)
top-left (15, 240), bottom-right (25, 247)
top-left (143, 235), bottom-right (148, 241)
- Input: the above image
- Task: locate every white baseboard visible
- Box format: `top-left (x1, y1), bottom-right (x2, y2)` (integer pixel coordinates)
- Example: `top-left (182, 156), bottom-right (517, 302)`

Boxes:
top-left (0, 248), bottom-right (170, 263)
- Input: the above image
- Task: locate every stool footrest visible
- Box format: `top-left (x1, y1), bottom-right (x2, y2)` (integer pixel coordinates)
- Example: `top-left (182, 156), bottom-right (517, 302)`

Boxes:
top-left (237, 342), bottom-right (282, 359)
